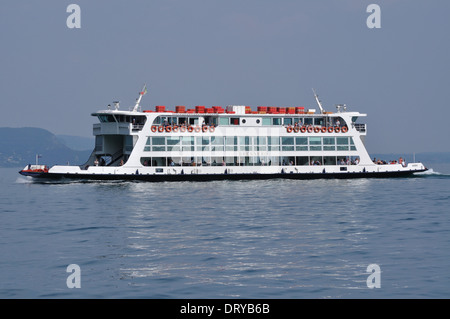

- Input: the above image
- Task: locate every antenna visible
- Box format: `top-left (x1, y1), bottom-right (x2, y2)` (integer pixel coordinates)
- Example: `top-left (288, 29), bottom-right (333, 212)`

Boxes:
top-left (312, 88), bottom-right (325, 114)
top-left (132, 84), bottom-right (147, 112)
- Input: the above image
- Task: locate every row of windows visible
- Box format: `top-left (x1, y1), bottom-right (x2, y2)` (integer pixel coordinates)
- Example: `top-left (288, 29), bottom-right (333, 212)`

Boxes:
top-left (140, 155), bottom-right (360, 167)
top-left (144, 136), bottom-right (357, 152)
top-left (153, 116), bottom-right (344, 127)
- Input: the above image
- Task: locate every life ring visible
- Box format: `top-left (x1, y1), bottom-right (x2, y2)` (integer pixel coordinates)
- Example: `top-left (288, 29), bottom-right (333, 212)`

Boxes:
top-left (180, 125), bottom-right (186, 133)
top-left (341, 126), bottom-right (348, 133)
top-left (209, 125), bottom-right (215, 133)
top-left (321, 127), bottom-right (327, 133)
top-left (314, 127), bottom-right (320, 133)
top-left (327, 127), bottom-right (334, 133)
top-left (293, 127), bottom-right (300, 133)
top-left (300, 126), bottom-right (306, 133)
top-left (286, 126), bottom-right (293, 133)
top-left (202, 125), bottom-right (208, 133)
top-left (172, 125), bottom-right (179, 132)
top-left (307, 126), bottom-right (313, 133)
top-left (335, 127), bottom-right (341, 133)
top-left (158, 126), bottom-right (164, 133)
top-left (187, 126), bottom-right (194, 132)
top-left (165, 126), bottom-right (172, 133)
top-left (194, 126), bottom-right (201, 133)
top-left (151, 126), bottom-right (157, 133)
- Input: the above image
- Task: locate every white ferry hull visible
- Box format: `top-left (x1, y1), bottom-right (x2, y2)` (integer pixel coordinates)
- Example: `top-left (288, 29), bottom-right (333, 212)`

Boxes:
top-left (20, 163), bottom-right (427, 181)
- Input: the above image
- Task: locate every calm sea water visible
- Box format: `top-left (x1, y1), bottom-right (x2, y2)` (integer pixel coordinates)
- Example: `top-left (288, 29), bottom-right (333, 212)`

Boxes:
top-left (1, 164), bottom-right (450, 299)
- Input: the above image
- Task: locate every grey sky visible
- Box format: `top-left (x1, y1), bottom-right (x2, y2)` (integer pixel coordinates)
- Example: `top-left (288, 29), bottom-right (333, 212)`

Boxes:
top-left (1, 0), bottom-right (449, 154)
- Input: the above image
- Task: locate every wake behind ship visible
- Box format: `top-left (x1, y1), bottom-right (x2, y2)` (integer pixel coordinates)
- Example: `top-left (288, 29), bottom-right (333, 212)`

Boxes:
top-left (20, 86), bottom-right (427, 181)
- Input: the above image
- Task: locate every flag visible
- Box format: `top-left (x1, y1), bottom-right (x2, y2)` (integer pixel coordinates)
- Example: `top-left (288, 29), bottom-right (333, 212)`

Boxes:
top-left (140, 85), bottom-right (147, 96)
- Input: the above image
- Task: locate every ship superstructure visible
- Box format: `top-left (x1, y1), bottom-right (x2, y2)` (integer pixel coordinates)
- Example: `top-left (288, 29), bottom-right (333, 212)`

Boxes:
top-left (20, 87), bottom-right (427, 180)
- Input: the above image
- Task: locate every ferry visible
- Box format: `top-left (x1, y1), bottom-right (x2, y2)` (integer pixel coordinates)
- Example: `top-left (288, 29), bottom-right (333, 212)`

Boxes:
top-left (19, 86), bottom-right (427, 181)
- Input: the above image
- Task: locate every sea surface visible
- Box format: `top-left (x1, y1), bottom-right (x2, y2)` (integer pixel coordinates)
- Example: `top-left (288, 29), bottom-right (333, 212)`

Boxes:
top-left (1, 164), bottom-right (450, 299)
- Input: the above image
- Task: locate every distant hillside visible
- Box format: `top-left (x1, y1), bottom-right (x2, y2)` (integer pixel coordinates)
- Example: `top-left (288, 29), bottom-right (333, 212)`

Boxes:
top-left (0, 127), bottom-right (92, 167)
top-left (56, 134), bottom-right (94, 151)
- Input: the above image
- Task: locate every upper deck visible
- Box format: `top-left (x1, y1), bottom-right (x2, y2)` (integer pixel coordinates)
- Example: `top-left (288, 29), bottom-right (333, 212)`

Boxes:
top-left (91, 104), bottom-right (367, 135)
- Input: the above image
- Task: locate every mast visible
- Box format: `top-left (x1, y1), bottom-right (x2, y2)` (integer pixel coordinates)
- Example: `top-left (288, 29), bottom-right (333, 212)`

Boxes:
top-left (312, 88), bottom-right (325, 114)
top-left (132, 84), bottom-right (147, 112)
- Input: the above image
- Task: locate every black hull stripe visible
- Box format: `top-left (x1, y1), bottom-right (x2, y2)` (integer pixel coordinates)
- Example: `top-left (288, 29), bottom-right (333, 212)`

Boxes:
top-left (20, 169), bottom-right (427, 182)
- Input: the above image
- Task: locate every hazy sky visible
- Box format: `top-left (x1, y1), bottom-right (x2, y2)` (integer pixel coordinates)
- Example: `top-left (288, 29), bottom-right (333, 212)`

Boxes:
top-left (1, 0), bottom-right (449, 154)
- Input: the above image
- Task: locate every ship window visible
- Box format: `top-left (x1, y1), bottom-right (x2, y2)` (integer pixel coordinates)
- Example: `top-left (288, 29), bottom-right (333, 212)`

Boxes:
top-left (152, 137), bottom-right (165, 145)
top-left (323, 137), bottom-right (335, 145)
top-left (230, 118), bottom-right (240, 125)
top-left (295, 137), bottom-right (307, 145)
top-left (202, 137), bottom-right (210, 145)
top-left (211, 136), bottom-right (224, 145)
top-left (314, 118), bottom-right (324, 126)
top-left (268, 136), bottom-right (280, 145)
top-left (178, 117), bottom-right (188, 126)
top-left (226, 136), bottom-right (237, 145)
top-left (257, 136), bottom-right (266, 145)
top-left (309, 137), bottom-right (321, 145)
top-left (239, 136), bottom-right (248, 145)
top-left (167, 136), bottom-right (180, 145)
top-left (336, 137), bottom-right (348, 145)
top-left (98, 115), bottom-right (116, 123)
top-left (296, 146), bottom-right (308, 151)
top-left (323, 146), bottom-right (335, 151)
top-left (323, 156), bottom-right (337, 165)
top-left (141, 157), bottom-right (151, 166)
top-left (219, 117), bottom-right (229, 125)
top-left (225, 136), bottom-right (237, 151)
top-left (189, 117), bottom-right (200, 125)
top-left (256, 136), bottom-right (266, 151)
top-left (282, 137), bottom-right (294, 145)
top-left (284, 118), bottom-right (292, 125)
top-left (269, 145), bottom-right (280, 151)
top-left (303, 118), bottom-right (313, 125)
top-left (337, 146), bottom-right (349, 151)
top-left (195, 137), bottom-right (202, 149)
top-left (296, 156), bottom-right (309, 165)
top-left (152, 157), bottom-right (166, 166)
top-left (202, 136), bottom-right (209, 151)
top-left (272, 118), bottom-right (282, 125)
top-left (310, 146), bottom-right (322, 151)
top-left (167, 145), bottom-right (181, 151)
top-left (262, 118), bottom-right (271, 126)
top-left (181, 136), bottom-right (194, 145)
